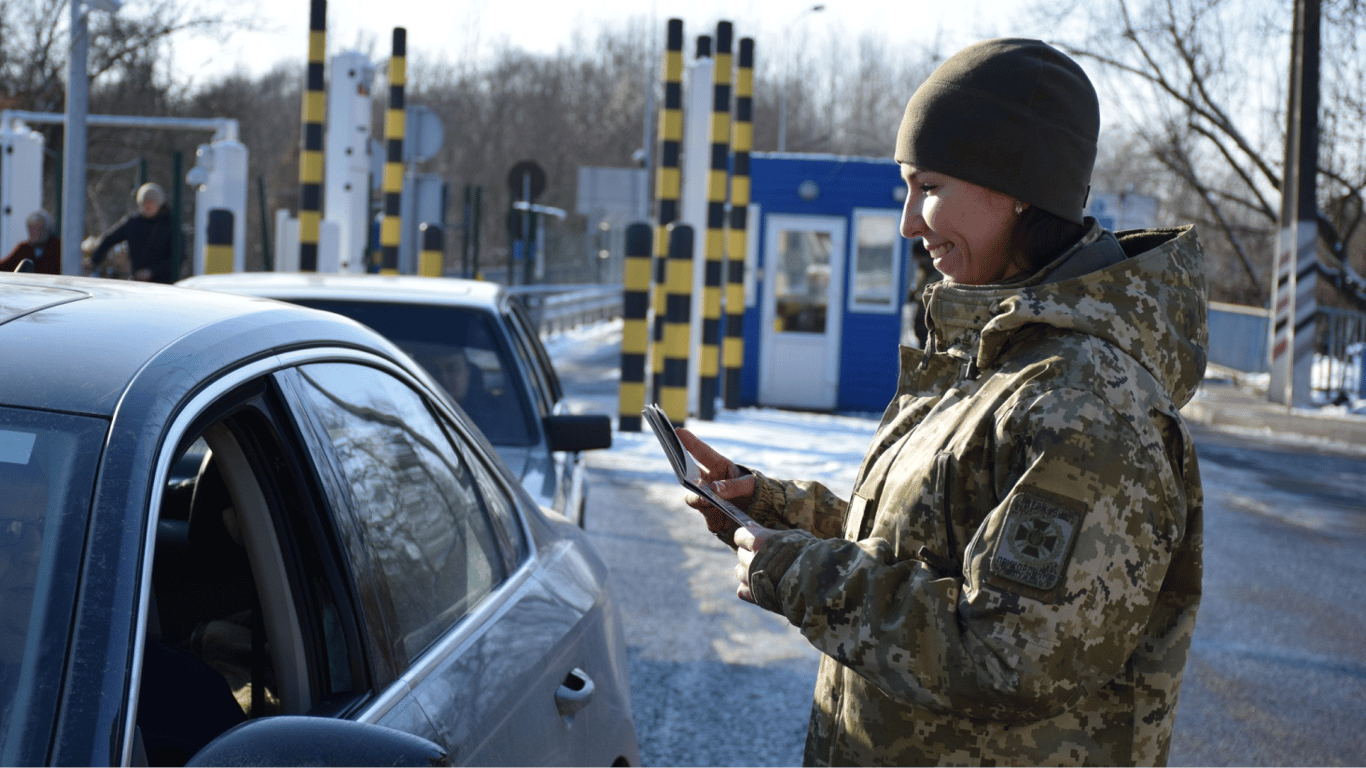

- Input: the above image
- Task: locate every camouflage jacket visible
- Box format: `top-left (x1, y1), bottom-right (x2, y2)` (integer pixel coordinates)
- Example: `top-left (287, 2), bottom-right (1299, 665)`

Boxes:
top-left (744, 224), bottom-right (1207, 766)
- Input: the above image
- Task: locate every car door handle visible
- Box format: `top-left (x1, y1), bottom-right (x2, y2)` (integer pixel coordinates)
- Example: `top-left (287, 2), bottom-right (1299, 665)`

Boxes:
top-left (555, 667), bottom-right (594, 717)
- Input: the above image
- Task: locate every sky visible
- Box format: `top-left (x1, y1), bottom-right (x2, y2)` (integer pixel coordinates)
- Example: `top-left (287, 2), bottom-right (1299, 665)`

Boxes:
top-left (171, 0), bottom-right (1044, 84)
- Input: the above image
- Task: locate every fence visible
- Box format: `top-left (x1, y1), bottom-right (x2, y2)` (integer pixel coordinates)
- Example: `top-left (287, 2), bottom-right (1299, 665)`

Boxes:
top-left (1316, 306), bottom-right (1366, 402)
top-left (509, 284), bottom-right (623, 335)
top-left (1209, 301), bottom-right (1366, 401)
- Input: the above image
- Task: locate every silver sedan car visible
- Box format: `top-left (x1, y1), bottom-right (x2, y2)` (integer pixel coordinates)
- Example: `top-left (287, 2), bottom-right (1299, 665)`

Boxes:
top-left (0, 274), bottom-right (639, 766)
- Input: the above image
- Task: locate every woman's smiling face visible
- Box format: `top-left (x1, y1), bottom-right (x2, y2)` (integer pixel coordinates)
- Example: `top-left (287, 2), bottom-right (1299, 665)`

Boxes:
top-left (899, 164), bottom-right (1022, 285)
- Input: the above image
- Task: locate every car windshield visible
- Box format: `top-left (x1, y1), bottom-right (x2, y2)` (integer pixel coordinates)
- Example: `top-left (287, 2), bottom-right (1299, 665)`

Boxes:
top-left (0, 407), bottom-right (105, 757)
top-left (288, 299), bottom-right (538, 447)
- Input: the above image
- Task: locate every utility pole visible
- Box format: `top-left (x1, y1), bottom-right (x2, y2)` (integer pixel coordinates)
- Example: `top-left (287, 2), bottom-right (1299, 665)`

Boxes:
top-left (1268, 0), bottom-right (1321, 407)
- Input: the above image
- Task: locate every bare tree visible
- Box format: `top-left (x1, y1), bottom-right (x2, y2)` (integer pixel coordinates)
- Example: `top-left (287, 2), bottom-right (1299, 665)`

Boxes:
top-left (1035, 0), bottom-right (1366, 306)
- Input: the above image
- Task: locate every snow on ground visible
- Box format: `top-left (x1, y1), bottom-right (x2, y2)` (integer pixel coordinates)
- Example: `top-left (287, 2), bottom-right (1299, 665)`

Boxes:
top-left (543, 319), bottom-right (880, 497)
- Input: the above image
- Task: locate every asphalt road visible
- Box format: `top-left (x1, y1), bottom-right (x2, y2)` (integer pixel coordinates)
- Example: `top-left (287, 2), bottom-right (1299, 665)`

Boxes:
top-left (553, 325), bottom-right (1366, 766)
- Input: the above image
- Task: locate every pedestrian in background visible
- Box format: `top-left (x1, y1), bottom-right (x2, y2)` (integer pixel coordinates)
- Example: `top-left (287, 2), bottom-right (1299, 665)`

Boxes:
top-left (678, 37), bottom-right (1207, 766)
top-left (0, 210), bottom-right (61, 274)
top-left (86, 182), bottom-right (180, 283)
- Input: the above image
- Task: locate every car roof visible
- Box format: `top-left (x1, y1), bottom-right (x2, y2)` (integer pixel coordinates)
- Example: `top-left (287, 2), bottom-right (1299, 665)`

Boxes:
top-left (178, 272), bottom-right (507, 311)
top-left (0, 274), bottom-right (409, 417)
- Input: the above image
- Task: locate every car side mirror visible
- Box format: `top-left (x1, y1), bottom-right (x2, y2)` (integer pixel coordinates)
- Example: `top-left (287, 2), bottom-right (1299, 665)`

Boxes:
top-left (185, 715), bottom-right (448, 767)
top-left (543, 413), bottom-right (612, 452)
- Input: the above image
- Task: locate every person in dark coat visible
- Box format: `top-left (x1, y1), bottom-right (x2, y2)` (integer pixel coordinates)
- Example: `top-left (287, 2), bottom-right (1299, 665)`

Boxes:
top-left (87, 183), bottom-right (180, 283)
top-left (0, 210), bottom-right (61, 274)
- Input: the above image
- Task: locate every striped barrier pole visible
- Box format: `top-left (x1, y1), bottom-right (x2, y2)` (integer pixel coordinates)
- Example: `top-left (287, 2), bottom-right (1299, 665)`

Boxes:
top-left (379, 28), bottom-right (406, 275)
top-left (724, 36), bottom-right (754, 409)
top-left (1268, 0), bottom-right (1320, 407)
top-left (697, 21), bottom-right (733, 421)
top-left (298, 0), bottom-right (326, 272)
top-left (419, 222), bottom-right (443, 277)
top-left (618, 222), bottom-right (654, 431)
top-left (662, 224), bottom-right (694, 425)
top-left (204, 209), bottom-right (233, 274)
top-left (651, 18), bottom-right (685, 406)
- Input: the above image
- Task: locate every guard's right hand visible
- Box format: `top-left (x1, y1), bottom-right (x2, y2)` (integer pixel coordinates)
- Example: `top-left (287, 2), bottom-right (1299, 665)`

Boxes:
top-left (676, 428), bottom-right (755, 535)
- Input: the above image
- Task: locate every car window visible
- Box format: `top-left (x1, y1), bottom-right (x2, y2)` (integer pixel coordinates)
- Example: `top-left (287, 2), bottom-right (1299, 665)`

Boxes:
top-left (0, 407), bottom-right (104, 762)
top-left (291, 362), bottom-right (510, 665)
top-left (287, 299), bottom-right (539, 447)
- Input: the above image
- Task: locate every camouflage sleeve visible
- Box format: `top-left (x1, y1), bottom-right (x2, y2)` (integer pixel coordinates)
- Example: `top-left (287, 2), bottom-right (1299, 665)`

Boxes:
top-left (747, 386), bottom-right (1185, 721)
top-left (746, 469), bottom-right (849, 540)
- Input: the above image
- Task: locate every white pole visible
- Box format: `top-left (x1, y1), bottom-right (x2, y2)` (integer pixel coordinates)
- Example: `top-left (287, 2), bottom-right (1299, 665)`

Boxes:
top-left (61, 0), bottom-right (89, 276)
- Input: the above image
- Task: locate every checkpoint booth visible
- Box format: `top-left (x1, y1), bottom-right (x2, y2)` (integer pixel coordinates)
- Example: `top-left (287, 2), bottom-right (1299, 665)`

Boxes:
top-left (739, 153), bottom-right (912, 413)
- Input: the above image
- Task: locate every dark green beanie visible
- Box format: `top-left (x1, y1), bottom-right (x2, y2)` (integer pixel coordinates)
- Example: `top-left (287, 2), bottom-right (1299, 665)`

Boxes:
top-left (894, 38), bottom-right (1099, 224)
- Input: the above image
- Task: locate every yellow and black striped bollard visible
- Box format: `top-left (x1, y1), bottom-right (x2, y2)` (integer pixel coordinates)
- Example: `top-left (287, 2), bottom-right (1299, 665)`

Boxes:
top-left (698, 21), bottom-right (733, 421)
top-left (298, 0), bottom-right (326, 272)
top-left (617, 222), bottom-right (653, 431)
top-left (651, 18), bottom-right (684, 406)
top-left (661, 223), bottom-right (694, 425)
top-left (379, 28), bottom-right (406, 275)
top-left (724, 36), bottom-right (755, 409)
top-left (204, 209), bottom-right (233, 274)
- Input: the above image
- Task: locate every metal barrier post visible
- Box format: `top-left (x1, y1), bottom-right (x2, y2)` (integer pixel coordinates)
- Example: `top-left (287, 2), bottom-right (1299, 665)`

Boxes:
top-left (698, 21), bottom-right (733, 421)
top-left (725, 36), bottom-right (755, 409)
top-left (651, 18), bottom-right (685, 406)
top-left (618, 223), bottom-right (653, 431)
top-left (662, 224), bottom-right (694, 424)
top-left (298, 0), bottom-right (326, 272)
top-left (379, 28), bottom-right (406, 274)
top-left (204, 209), bottom-right (233, 274)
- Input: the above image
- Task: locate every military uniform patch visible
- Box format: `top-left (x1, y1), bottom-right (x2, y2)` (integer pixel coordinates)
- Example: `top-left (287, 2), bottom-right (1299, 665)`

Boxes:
top-left (990, 493), bottom-right (1081, 591)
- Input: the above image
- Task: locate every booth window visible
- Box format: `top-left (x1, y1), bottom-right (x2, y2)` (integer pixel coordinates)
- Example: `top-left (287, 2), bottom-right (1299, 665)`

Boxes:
top-left (849, 210), bottom-right (902, 314)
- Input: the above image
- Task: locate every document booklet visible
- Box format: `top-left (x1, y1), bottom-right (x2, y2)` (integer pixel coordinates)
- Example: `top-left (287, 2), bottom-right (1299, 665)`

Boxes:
top-left (642, 403), bottom-right (764, 534)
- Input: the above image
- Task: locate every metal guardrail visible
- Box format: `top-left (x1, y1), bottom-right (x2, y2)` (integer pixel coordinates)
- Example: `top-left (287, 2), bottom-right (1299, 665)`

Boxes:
top-left (508, 284), bottom-right (623, 335)
top-left (1316, 306), bottom-right (1366, 402)
top-left (1209, 301), bottom-right (1366, 402)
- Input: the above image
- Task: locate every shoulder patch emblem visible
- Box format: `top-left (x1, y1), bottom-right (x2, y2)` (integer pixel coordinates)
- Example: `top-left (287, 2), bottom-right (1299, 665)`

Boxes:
top-left (990, 493), bottom-right (1081, 591)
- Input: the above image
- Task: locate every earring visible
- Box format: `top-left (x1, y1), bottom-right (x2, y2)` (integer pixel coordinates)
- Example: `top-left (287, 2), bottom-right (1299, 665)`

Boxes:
top-left (1014, 202), bottom-right (1024, 215)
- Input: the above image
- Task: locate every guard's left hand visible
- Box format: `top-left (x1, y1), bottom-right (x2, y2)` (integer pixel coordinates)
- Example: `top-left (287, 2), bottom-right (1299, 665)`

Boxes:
top-left (732, 523), bottom-right (775, 603)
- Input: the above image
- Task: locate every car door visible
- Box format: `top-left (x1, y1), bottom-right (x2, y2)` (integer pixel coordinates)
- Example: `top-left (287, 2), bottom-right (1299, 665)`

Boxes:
top-left (279, 359), bottom-right (615, 765)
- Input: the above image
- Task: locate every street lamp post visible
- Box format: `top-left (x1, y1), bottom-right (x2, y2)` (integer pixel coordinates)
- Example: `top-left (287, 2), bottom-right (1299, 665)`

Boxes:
top-left (777, 3), bottom-right (824, 152)
top-left (61, 0), bottom-right (122, 277)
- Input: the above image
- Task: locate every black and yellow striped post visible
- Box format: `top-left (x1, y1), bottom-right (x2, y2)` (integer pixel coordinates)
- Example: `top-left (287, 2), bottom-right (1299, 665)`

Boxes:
top-left (698, 21), bottom-right (733, 421)
top-left (204, 209), bottom-right (234, 274)
top-left (618, 222), bottom-right (653, 432)
top-left (419, 222), bottom-right (443, 277)
top-left (661, 223), bottom-right (694, 425)
top-left (651, 18), bottom-right (684, 406)
top-left (379, 28), bottom-right (406, 275)
top-left (298, 0), bottom-right (326, 272)
top-left (724, 36), bottom-right (755, 409)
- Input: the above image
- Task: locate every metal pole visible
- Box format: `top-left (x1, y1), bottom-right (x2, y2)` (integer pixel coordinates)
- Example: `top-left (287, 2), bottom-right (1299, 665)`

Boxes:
top-left (61, 0), bottom-right (89, 276)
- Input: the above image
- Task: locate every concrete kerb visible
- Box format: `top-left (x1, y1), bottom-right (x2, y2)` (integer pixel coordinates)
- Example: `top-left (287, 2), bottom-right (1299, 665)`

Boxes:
top-left (1182, 364), bottom-right (1366, 457)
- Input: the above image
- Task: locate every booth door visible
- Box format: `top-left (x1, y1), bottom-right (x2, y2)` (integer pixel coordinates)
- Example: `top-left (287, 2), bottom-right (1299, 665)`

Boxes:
top-left (759, 214), bottom-right (845, 410)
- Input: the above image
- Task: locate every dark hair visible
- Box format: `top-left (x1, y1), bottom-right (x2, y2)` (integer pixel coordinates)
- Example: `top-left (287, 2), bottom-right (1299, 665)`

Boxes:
top-left (1008, 206), bottom-right (1089, 277)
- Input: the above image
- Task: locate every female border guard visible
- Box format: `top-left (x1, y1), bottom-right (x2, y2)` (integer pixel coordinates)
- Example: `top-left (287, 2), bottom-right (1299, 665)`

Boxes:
top-left (679, 38), bottom-right (1206, 766)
